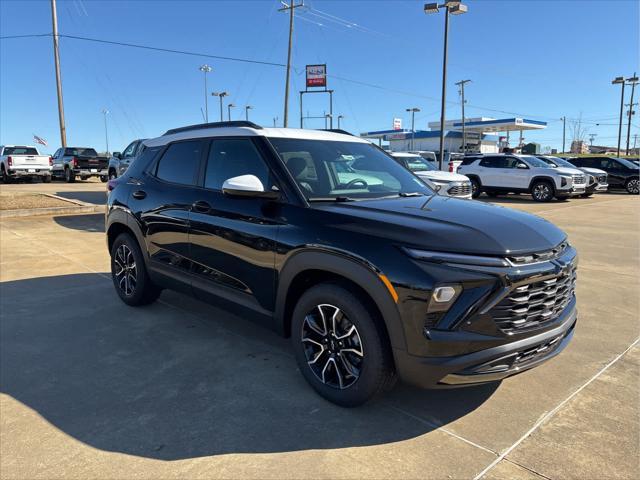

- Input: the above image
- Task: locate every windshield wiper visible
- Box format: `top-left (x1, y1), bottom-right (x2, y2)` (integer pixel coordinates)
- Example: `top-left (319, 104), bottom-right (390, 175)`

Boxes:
top-left (307, 196), bottom-right (356, 202)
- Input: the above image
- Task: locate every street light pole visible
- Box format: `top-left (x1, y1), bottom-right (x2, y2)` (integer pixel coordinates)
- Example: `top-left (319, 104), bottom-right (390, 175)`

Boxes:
top-left (212, 92), bottom-right (228, 121)
top-left (625, 73), bottom-right (638, 155)
top-left (199, 64), bottom-right (212, 123)
top-left (425, 1), bottom-right (468, 170)
top-left (279, 1), bottom-right (304, 128)
top-left (101, 109), bottom-right (110, 154)
top-left (245, 105), bottom-right (253, 121)
top-left (612, 76), bottom-right (626, 158)
top-left (455, 79), bottom-right (471, 153)
top-left (406, 107), bottom-right (420, 150)
top-left (50, 0), bottom-right (67, 147)
top-left (337, 115), bottom-right (344, 129)
top-left (561, 116), bottom-right (566, 153)
top-left (228, 103), bottom-right (235, 121)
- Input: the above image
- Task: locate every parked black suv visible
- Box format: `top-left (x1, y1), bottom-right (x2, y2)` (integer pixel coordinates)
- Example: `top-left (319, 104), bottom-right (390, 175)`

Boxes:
top-left (567, 156), bottom-right (639, 194)
top-left (106, 122), bottom-right (578, 406)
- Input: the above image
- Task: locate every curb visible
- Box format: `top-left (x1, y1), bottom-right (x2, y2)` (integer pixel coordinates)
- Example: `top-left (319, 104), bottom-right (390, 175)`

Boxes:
top-left (0, 193), bottom-right (106, 219)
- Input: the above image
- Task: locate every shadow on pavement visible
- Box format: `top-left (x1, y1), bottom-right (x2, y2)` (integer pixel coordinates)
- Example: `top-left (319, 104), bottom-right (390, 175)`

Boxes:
top-left (53, 213), bottom-right (105, 233)
top-left (0, 273), bottom-right (498, 461)
top-left (55, 190), bottom-right (106, 205)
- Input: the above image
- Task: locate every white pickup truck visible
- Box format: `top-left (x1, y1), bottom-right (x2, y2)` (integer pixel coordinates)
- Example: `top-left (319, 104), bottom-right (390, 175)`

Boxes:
top-left (0, 145), bottom-right (52, 183)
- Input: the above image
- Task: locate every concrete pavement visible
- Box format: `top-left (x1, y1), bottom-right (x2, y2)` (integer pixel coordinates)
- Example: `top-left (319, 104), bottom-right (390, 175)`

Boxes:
top-left (0, 192), bottom-right (638, 479)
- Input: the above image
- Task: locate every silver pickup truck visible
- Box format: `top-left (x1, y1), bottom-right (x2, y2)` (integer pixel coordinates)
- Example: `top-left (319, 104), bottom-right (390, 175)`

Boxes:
top-left (0, 145), bottom-right (52, 183)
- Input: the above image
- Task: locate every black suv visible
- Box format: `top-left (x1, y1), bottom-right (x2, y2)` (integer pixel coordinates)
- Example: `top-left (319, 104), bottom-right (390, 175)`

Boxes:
top-left (106, 122), bottom-right (578, 406)
top-left (568, 156), bottom-right (639, 194)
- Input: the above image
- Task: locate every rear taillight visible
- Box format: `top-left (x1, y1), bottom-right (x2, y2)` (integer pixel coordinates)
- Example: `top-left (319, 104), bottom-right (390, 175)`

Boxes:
top-left (71, 156), bottom-right (77, 168)
top-left (49, 156), bottom-right (53, 166)
top-left (7, 156), bottom-right (12, 167)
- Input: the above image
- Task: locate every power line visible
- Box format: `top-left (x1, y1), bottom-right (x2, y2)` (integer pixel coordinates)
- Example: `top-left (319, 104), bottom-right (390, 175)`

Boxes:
top-left (0, 33), bottom-right (52, 39)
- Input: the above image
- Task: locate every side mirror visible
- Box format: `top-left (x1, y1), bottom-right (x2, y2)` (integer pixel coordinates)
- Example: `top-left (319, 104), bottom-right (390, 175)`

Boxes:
top-left (517, 163), bottom-right (528, 169)
top-left (222, 174), bottom-right (279, 199)
top-left (113, 152), bottom-right (121, 159)
top-left (433, 184), bottom-right (442, 192)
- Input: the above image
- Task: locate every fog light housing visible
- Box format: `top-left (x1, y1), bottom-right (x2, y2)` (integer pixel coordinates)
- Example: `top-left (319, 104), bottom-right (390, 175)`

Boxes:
top-left (427, 285), bottom-right (462, 313)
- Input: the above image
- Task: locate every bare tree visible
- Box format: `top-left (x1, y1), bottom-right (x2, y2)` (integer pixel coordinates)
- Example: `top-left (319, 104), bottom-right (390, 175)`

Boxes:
top-left (569, 113), bottom-right (588, 143)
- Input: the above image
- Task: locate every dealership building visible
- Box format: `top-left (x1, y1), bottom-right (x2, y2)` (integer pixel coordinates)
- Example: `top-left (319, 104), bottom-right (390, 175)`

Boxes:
top-left (360, 117), bottom-right (547, 153)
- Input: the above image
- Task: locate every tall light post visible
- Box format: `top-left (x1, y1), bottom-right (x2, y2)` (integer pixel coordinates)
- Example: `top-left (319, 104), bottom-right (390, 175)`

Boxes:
top-left (455, 79), bottom-right (471, 153)
top-left (101, 109), bottom-right (110, 154)
top-left (625, 73), bottom-right (638, 155)
top-left (406, 107), bottom-right (421, 150)
top-left (245, 105), bottom-right (253, 121)
top-left (199, 64), bottom-right (212, 123)
top-left (337, 115), bottom-right (345, 129)
top-left (612, 76), bottom-right (626, 158)
top-left (424, 1), bottom-right (468, 170)
top-left (212, 92), bottom-right (228, 122)
top-left (228, 103), bottom-right (235, 121)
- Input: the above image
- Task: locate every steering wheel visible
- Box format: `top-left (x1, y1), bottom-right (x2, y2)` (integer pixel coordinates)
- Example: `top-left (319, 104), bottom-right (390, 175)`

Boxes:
top-left (344, 178), bottom-right (368, 189)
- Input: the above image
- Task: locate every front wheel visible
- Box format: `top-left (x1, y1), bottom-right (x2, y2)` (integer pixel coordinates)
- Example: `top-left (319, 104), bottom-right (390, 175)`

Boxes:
top-left (110, 233), bottom-right (161, 306)
top-left (625, 178), bottom-right (639, 194)
top-left (469, 178), bottom-right (481, 198)
top-left (100, 175), bottom-right (108, 183)
top-left (109, 170), bottom-right (117, 180)
top-left (531, 181), bottom-right (554, 202)
top-left (291, 283), bottom-right (394, 407)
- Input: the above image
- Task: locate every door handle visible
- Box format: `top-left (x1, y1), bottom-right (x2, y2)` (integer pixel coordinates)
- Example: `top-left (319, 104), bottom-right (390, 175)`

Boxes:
top-left (192, 200), bottom-right (211, 213)
top-left (132, 190), bottom-right (147, 200)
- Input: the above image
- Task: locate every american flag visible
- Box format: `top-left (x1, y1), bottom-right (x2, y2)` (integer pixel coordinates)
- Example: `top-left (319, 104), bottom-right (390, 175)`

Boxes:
top-left (33, 134), bottom-right (47, 146)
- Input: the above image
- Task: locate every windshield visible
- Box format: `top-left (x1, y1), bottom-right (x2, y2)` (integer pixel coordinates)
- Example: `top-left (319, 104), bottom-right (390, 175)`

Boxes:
top-left (397, 155), bottom-right (436, 172)
top-left (521, 155), bottom-right (553, 168)
top-left (65, 148), bottom-right (98, 157)
top-left (3, 147), bottom-right (39, 155)
top-left (540, 156), bottom-right (575, 169)
top-left (270, 138), bottom-right (434, 200)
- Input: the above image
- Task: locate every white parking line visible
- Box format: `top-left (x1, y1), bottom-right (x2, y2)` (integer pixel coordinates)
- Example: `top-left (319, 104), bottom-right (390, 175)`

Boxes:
top-left (472, 337), bottom-right (640, 480)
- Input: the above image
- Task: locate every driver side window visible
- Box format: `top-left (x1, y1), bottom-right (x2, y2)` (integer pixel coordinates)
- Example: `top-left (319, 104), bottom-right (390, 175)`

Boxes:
top-left (204, 138), bottom-right (272, 191)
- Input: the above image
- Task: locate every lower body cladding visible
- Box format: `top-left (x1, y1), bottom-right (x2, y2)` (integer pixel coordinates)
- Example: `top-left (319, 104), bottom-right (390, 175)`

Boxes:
top-left (392, 245), bottom-right (578, 389)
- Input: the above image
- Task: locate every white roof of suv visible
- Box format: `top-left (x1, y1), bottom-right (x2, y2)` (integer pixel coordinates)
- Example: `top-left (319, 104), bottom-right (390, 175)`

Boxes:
top-left (145, 125), bottom-right (368, 148)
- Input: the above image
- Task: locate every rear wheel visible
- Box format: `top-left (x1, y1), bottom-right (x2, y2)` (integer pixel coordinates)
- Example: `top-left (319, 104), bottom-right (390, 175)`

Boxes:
top-left (1, 167), bottom-right (11, 184)
top-left (625, 178), bottom-right (639, 194)
top-left (110, 233), bottom-right (161, 306)
top-left (64, 168), bottom-right (75, 183)
top-left (531, 180), bottom-right (554, 202)
top-left (100, 175), bottom-right (108, 183)
top-left (291, 283), bottom-right (394, 407)
top-left (469, 178), bottom-right (481, 198)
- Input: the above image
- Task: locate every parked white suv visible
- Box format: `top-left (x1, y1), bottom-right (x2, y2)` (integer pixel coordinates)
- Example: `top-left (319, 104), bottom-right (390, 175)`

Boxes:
top-left (458, 154), bottom-right (587, 202)
top-left (391, 152), bottom-right (472, 199)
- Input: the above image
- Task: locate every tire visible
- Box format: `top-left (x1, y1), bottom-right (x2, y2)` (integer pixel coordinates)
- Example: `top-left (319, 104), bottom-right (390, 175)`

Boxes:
top-left (109, 170), bottom-right (117, 180)
top-left (625, 178), bottom-right (639, 194)
top-left (1, 167), bottom-right (11, 184)
top-left (531, 180), bottom-right (554, 202)
top-left (485, 191), bottom-right (499, 198)
top-left (580, 192), bottom-right (593, 198)
top-left (43, 175), bottom-right (52, 183)
top-left (110, 232), bottom-right (161, 306)
top-left (100, 175), bottom-right (108, 183)
top-left (469, 177), bottom-right (481, 198)
top-left (291, 283), bottom-right (394, 407)
top-left (64, 168), bottom-right (75, 183)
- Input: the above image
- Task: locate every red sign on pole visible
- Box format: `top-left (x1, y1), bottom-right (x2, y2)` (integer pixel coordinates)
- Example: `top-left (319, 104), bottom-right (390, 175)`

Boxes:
top-left (306, 64), bottom-right (327, 88)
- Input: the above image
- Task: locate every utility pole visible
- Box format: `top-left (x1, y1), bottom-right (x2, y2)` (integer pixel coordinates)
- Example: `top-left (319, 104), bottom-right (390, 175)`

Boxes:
top-left (337, 115), bottom-right (344, 129)
top-left (561, 116), bottom-right (566, 153)
top-left (455, 79), bottom-right (471, 153)
top-left (212, 92), bottom-right (228, 122)
top-left (50, 0), bottom-right (67, 147)
top-left (227, 103), bottom-right (235, 121)
top-left (279, 1), bottom-right (304, 128)
top-left (625, 73), bottom-right (638, 155)
top-left (588, 133), bottom-right (597, 146)
top-left (199, 64), bottom-right (212, 123)
top-left (102, 109), bottom-right (110, 154)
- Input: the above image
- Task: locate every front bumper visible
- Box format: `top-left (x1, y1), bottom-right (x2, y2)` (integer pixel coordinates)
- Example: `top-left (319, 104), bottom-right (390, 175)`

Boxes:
top-left (556, 185), bottom-right (586, 197)
top-left (394, 301), bottom-right (576, 388)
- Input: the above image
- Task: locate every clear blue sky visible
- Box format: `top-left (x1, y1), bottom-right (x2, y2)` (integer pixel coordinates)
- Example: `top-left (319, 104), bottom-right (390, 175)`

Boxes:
top-left (1, 0), bottom-right (638, 153)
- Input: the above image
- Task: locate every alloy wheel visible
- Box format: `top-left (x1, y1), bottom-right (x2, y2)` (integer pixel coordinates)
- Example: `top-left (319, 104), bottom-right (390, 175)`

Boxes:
top-left (627, 179), bottom-right (639, 194)
top-left (533, 183), bottom-right (551, 201)
top-left (301, 304), bottom-right (363, 389)
top-left (113, 244), bottom-right (137, 296)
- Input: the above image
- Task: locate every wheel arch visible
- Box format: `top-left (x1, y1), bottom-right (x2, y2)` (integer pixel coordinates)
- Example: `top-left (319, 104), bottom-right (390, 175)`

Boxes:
top-left (274, 249), bottom-right (406, 352)
top-left (528, 176), bottom-right (557, 192)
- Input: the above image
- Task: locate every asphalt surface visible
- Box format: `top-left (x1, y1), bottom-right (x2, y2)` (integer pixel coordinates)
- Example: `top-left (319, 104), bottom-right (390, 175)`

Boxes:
top-left (0, 183), bottom-right (638, 479)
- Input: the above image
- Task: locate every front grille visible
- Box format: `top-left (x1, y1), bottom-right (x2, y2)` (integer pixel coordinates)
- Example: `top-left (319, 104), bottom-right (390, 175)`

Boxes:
top-left (506, 241), bottom-right (568, 265)
top-left (490, 264), bottom-right (577, 333)
top-left (448, 182), bottom-right (472, 197)
top-left (572, 174), bottom-right (586, 185)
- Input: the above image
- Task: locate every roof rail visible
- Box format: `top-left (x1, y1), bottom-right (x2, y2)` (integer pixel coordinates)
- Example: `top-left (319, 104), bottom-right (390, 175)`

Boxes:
top-left (163, 121), bottom-right (263, 136)
top-left (317, 128), bottom-right (354, 136)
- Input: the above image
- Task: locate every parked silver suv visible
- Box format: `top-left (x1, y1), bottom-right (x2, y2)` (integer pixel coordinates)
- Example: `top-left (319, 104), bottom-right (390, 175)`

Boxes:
top-left (108, 139), bottom-right (146, 179)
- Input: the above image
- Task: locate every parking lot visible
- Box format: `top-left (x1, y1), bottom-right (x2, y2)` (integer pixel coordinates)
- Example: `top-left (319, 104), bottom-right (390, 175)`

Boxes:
top-left (0, 181), bottom-right (638, 479)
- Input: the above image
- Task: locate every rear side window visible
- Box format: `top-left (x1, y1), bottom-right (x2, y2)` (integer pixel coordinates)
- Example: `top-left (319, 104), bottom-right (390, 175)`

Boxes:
top-left (461, 157), bottom-right (479, 165)
top-left (480, 156), bottom-right (502, 168)
top-left (204, 139), bottom-right (271, 190)
top-left (3, 147), bottom-right (38, 155)
top-left (155, 141), bottom-right (201, 185)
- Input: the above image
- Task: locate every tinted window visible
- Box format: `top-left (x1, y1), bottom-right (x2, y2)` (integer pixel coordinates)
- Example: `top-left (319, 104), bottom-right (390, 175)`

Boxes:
top-left (4, 147), bottom-right (39, 155)
top-left (480, 156), bottom-right (502, 168)
top-left (205, 139), bottom-right (270, 191)
top-left (155, 141), bottom-right (201, 185)
top-left (64, 148), bottom-right (98, 157)
top-left (504, 156), bottom-right (524, 168)
top-left (122, 141), bottom-right (137, 158)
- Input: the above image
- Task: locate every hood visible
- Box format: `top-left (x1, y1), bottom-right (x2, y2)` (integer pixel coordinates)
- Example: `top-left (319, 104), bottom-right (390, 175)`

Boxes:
top-left (554, 166), bottom-right (584, 176)
top-left (579, 167), bottom-right (606, 175)
top-left (314, 195), bottom-right (566, 256)
top-left (415, 171), bottom-right (469, 182)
